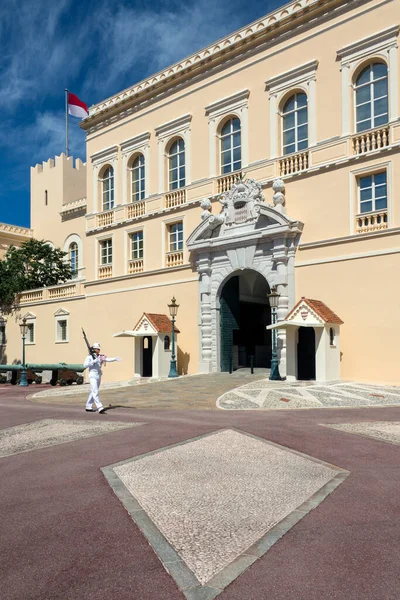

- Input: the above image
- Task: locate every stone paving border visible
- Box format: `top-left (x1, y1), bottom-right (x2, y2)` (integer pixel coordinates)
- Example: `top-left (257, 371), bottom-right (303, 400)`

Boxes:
top-left (323, 421), bottom-right (400, 447)
top-left (102, 428), bottom-right (349, 600)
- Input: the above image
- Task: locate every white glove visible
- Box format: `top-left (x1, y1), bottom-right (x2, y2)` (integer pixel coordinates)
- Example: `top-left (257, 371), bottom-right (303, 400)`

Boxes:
top-left (116, 357), bottom-right (122, 362)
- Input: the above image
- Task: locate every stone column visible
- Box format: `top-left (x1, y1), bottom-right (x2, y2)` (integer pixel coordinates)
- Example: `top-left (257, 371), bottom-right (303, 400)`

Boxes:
top-left (272, 241), bottom-right (290, 378)
top-left (198, 260), bottom-right (213, 373)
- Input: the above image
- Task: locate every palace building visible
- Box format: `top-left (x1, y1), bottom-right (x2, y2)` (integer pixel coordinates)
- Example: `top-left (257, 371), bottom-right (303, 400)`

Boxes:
top-left (1, 0), bottom-right (400, 384)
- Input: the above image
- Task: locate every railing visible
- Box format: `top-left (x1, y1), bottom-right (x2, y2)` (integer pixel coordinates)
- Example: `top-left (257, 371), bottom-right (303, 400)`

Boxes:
top-left (165, 189), bottom-right (187, 208)
top-left (279, 151), bottom-right (309, 176)
top-left (96, 210), bottom-right (114, 228)
top-left (128, 259), bottom-right (144, 274)
top-left (352, 126), bottom-right (390, 155)
top-left (356, 210), bottom-right (388, 234)
top-left (127, 201), bottom-right (146, 219)
top-left (48, 284), bottom-right (77, 300)
top-left (19, 290), bottom-right (44, 304)
top-left (165, 251), bottom-right (184, 267)
top-left (98, 265), bottom-right (113, 279)
top-left (217, 172), bottom-right (242, 194)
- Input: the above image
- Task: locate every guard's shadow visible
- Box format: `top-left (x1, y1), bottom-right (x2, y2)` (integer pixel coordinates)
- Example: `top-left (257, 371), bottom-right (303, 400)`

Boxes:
top-left (102, 404), bottom-right (136, 412)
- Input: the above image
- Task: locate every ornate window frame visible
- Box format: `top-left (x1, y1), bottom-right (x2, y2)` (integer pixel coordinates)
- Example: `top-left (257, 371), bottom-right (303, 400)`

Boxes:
top-left (64, 234), bottom-right (83, 279)
top-left (337, 26), bottom-right (399, 136)
top-left (54, 308), bottom-right (69, 344)
top-left (155, 115), bottom-right (191, 193)
top-left (266, 60), bottom-right (318, 158)
top-left (349, 160), bottom-right (392, 234)
top-left (22, 312), bottom-right (36, 345)
top-left (121, 132), bottom-right (150, 205)
top-left (125, 224), bottom-right (146, 274)
top-left (205, 89), bottom-right (249, 177)
top-left (90, 145), bottom-right (118, 213)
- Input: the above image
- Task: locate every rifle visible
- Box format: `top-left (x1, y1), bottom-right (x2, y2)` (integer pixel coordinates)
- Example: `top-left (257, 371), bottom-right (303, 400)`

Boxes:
top-left (82, 328), bottom-right (96, 359)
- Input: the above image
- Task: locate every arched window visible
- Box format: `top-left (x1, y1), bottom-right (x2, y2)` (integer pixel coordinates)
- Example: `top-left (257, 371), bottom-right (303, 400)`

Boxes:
top-left (220, 117), bottom-right (241, 174)
top-left (131, 154), bottom-right (145, 202)
top-left (69, 242), bottom-right (79, 278)
top-left (168, 139), bottom-right (185, 190)
top-left (282, 93), bottom-right (308, 155)
top-left (102, 166), bottom-right (114, 211)
top-left (355, 63), bottom-right (388, 132)
top-left (329, 328), bottom-right (335, 346)
top-left (164, 335), bottom-right (170, 350)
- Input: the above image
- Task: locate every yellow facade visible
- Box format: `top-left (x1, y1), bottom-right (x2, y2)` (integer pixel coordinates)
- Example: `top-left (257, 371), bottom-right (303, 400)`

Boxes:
top-left (2, 0), bottom-right (400, 384)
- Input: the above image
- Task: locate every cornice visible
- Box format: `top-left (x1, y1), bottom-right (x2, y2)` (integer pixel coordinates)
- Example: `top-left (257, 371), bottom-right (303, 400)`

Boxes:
top-left (90, 145), bottom-right (118, 164)
top-left (81, 0), bottom-right (344, 130)
top-left (265, 60), bottom-right (319, 94)
top-left (121, 131), bottom-right (151, 153)
top-left (155, 114), bottom-right (192, 138)
top-left (337, 25), bottom-right (400, 62)
top-left (205, 89), bottom-right (250, 116)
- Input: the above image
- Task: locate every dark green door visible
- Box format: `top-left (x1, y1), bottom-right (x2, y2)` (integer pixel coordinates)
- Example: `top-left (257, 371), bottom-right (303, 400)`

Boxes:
top-left (220, 277), bottom-right (240, 371)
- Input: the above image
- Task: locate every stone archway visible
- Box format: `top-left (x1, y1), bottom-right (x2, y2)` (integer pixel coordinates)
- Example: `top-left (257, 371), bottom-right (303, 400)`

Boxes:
top-left (219, 270), bottom-right (271, 371)
top-left (187, 178), bottom-right (304, 376)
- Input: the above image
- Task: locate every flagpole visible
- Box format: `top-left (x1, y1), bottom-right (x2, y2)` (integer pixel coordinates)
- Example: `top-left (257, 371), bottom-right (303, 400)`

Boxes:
top-left (65, 88), bottom-right (69, 157)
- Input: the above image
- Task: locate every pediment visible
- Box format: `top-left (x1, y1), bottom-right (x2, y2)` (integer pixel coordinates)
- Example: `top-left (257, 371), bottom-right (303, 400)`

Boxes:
top-left (54, 308), bottom-right (70, 317)
top-left (133, 315), bottom-right (158, 335)
top-left (286, 300), bottom-right (325, 327)
top-left (22, 312), bottom-right (36, 320)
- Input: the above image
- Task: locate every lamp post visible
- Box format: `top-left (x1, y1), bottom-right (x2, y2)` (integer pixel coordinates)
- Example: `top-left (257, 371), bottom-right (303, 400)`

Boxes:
top-left (19, 317), bottom-right (28, 387)
top-left (268, 286), bottom-right (282, 381)
top-left (168, 296), bottom-right (179, 378)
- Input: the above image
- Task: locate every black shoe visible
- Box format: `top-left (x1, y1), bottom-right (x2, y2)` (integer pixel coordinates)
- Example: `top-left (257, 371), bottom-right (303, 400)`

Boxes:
top-left (85, 408), bottom-right (96, 412)
top-left (98, 407), bottom-right (106, 414)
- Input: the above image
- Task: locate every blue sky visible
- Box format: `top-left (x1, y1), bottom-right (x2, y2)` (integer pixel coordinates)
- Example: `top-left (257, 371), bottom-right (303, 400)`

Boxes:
top-left (0, 0), bottom-right (285, 228)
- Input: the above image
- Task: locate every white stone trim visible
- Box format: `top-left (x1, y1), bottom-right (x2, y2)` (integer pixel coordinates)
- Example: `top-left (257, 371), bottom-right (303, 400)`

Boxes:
top-left (121, 132), bottom-right (150, 205)
top-left (54, 309), bottom-right (69, 344)
top-left (337, 26), bottom-right (399, 133)
top-left (22, 312), bottom-right (36, 345)
top-left (349, 160), bottom-right (392, 234)
top-left (63, 233), bottom-right (84, 278)
top-left (205, 90), bottom-right (250, 175)
top-left (162, 214), bottom-right (186, 266)
top-left (295, 246), bottom-right (400, 268)
top-left (156, 115), bottom-right (192, 192)
top-left (85, 276), bottom-right (197, 298)
top-left (266, 60), bottom-right (318, 155)
top-left (125, 224), bottom-right (146, 274)
top-left (91, 146), bottom-right (119, 213)
top-left (95, 232), bottom-right (115, 278)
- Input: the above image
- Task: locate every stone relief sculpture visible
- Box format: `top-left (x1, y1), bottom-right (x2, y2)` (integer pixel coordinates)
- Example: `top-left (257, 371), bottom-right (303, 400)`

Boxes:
top-left (272, 178), bottom-right (286, 214)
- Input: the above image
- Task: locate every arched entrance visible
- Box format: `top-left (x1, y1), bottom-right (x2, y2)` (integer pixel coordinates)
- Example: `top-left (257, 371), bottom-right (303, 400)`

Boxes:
top-left (297, 327), bottom-right (316, 380)
top-left (219, 270), bottom-right (271, 371)
top-left (142, 336), bottom-right (153, 377)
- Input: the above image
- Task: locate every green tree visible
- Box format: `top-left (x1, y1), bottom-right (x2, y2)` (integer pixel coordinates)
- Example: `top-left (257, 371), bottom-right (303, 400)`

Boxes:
top-left (0, 239), bottom-right (73, 313)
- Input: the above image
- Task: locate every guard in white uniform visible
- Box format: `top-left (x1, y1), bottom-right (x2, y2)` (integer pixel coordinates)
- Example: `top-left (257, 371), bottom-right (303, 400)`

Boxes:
top-left (83, 343), bottom-right (121, 413)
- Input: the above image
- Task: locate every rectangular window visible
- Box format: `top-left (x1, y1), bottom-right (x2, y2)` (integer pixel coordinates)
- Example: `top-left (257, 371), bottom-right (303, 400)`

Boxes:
top-left (169, 222), bottom-right (183, 252)
top-left (130, 231), bottom-right (144, 260)
top-left (359, 172), bottom-right (387, 214)
top-left (27, 323), bottom-right (35, 344)
top-left (57, 320), bottom-right (68, 342)
top-left (100, 239), bottom-right (113, 264)
top-left (0, 324), bottom-right (5, 345)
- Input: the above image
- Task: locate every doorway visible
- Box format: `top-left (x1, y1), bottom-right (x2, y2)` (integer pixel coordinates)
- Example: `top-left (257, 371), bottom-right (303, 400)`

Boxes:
top-left (142, 336), bottom-right (153, 377)
top-left (297, 327), bottom-right (316, 380)
top-left (219, 270), bottom-right (271, 371)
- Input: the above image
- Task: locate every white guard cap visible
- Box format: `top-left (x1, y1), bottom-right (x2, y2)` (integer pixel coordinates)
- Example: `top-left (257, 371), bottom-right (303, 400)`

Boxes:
top-left (92, 342), bottom-right (101, 349)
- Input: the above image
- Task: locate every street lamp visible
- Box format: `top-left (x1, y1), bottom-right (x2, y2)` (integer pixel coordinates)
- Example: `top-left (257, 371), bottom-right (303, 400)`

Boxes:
top-left (168, 297), bottom-right (179, 378)
top-left (19, 317), bottom-right (28, 387)
top-left (268, 286), bottom-right (282, 381)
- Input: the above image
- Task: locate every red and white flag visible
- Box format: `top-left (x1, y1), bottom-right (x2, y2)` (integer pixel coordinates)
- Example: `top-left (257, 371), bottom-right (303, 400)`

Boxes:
top-left (68, 92), bottom-right (89, 118)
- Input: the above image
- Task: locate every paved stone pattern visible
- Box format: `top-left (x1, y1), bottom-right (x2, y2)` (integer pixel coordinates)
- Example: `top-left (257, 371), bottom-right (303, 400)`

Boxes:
top-left (0, 419), bottom-right (141, 458)
top-left (113, 429), bottom-right (339, 585)
top-left (327, 421), bottom-right (400, 445)
top-left (218, 381), bottom-right (400, 410)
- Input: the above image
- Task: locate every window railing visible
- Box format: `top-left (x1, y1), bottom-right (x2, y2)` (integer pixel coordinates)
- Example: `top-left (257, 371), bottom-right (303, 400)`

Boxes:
top-left (356, 210), bottom-right (388, 234)
top-left (165, 189), bottom-right (186, 208)
top-left (352, 126), bottom-right (390, 155)
top-left (279, 151), bottom-right (309, 176)
top-left (128, 259), bottom-right (144, 274)
top-left (97, 210), bottom-right (114, 228)
top-left (127, 201), bottom-right (146, 219)
top-left (217, 171), bottom-right (242, 193)
top-left (18, 282), bottom-right (83, 304)
top-left (165, 251), bottom-right (184, 267)
top-left (98, 265), bottom-right (113, 279)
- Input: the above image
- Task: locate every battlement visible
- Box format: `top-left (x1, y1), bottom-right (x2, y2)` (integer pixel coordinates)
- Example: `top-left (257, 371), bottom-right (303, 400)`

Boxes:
top-left (31, 153), bottom-right (86, 175)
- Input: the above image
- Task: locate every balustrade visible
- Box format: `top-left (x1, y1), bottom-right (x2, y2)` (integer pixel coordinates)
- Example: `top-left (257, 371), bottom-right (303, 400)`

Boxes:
top-left (128, 259), bottom-right (144, 274)
top-left (352, 126), bottom-right (390, 155)
top-left (356, 210), bottom-right (388, 234)
top-left (96, 210), bottom-right (114, 228)
top-left (165, 189), bottom-right (186, 208)
top-left (165, 251), bottom-right (184, 267)
top-left (217, 172), bottom-right (242, 194)
top-left (48, 285), bottom-right (77, 299)
top-left (19, 290), bottom-right (43, 304)
top-left (127, 201), bottom-right (146, 219)
top-left (98, 265), bottom-right (113, 279)
top-left (279, 151), bottom-right (309, 176)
